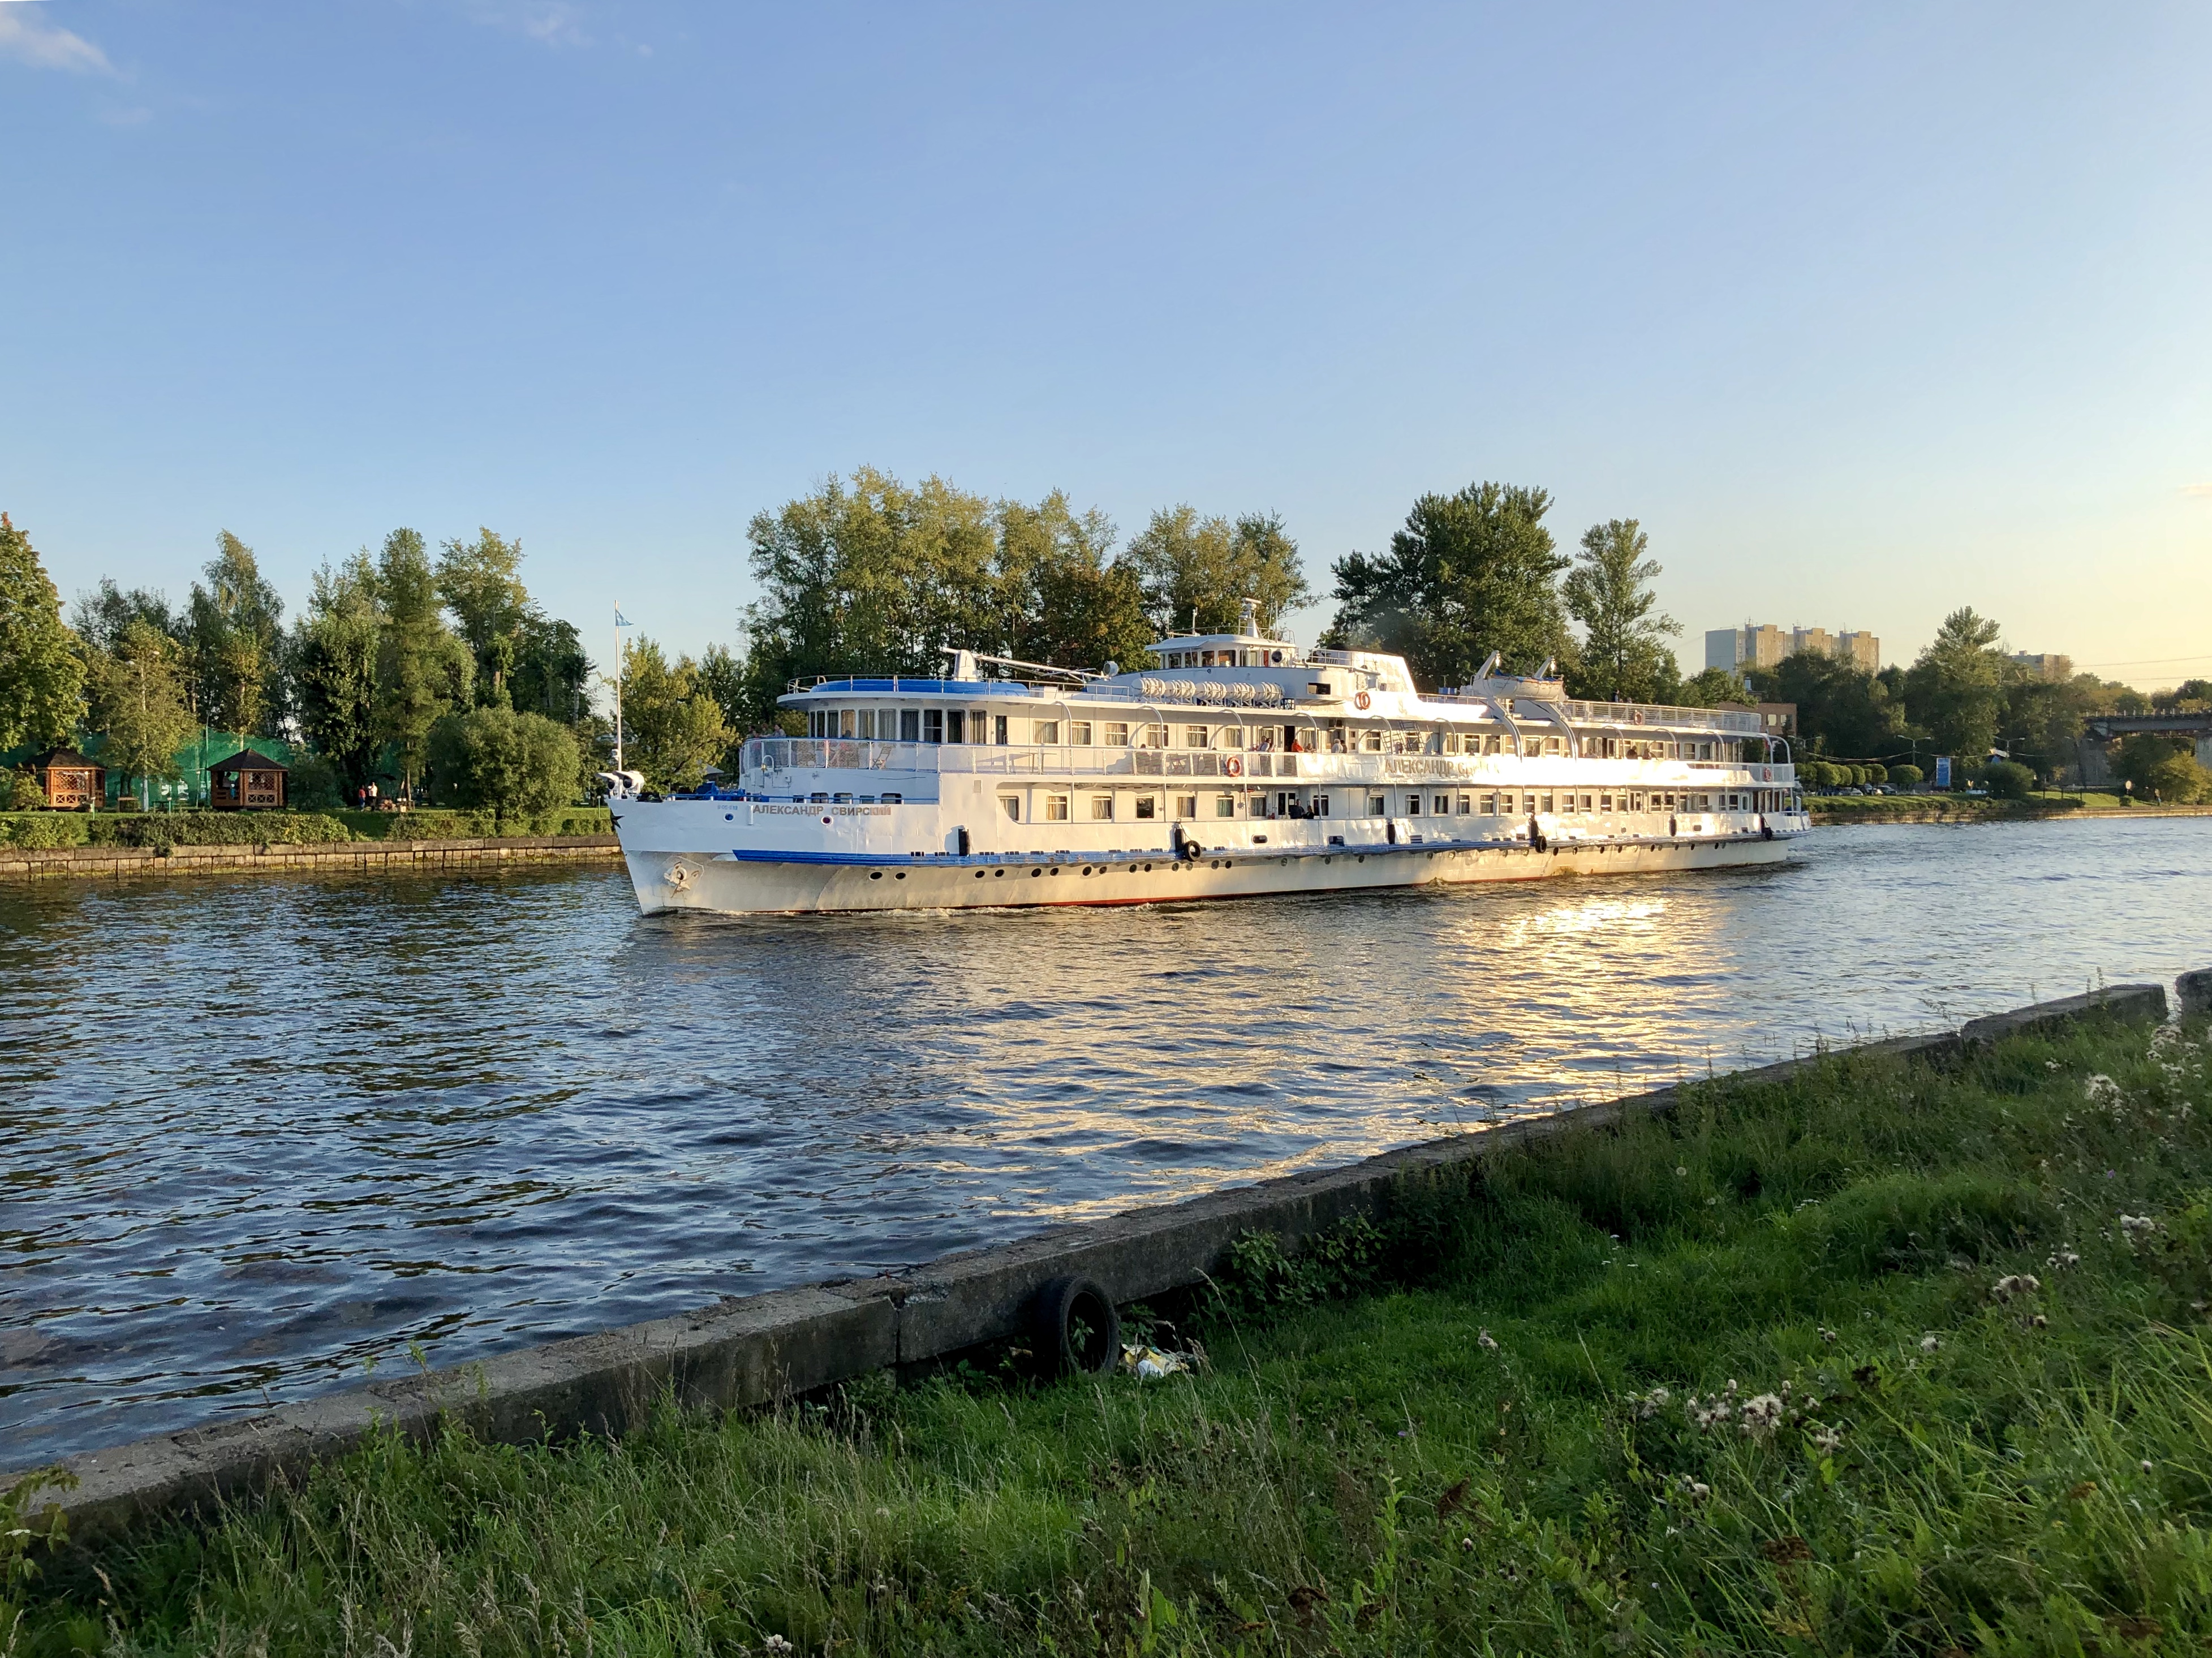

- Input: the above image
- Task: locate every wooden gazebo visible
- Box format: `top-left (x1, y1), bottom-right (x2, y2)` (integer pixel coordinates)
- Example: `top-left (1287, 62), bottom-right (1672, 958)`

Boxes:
top-left (27, 748), bottom-right (106, 810)
top-left (207, 749), bottom-right (288, 811)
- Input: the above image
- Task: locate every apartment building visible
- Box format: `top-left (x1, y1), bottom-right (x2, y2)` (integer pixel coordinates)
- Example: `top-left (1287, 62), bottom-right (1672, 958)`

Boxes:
top-left (1706, 623), bottom-right (1880, 675)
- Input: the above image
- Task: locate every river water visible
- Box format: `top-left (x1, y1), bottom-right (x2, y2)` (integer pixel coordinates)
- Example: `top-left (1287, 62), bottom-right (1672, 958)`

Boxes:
top-left (5, 816), bottom-right (2210, 1462)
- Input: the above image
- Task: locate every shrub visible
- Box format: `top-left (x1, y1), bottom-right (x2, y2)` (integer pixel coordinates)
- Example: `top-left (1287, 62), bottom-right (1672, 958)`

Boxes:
top-left (1985, 760), bottom-right (2035, 800)
top-left (1863, 761), bottom-right (1887, 785)
top-left (104, 812), bottom-right (356, 848)
top-left (285, 748), bottom-right (347, 811)
top-left (1890, 763), bottom-right (1922, 789)
top-left (427, 707), bottom-right (580, 820)
top-left (2149, 751), bottom-right (2212, 804)
top-left (0, 769), bottom-right (45, 811)
top-left (0, 812), bottom-right (88, 849)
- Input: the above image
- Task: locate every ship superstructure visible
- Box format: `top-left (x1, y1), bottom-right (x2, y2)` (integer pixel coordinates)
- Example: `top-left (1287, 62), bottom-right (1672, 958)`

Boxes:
top-left (607, 613), bottom-right (1808, 915)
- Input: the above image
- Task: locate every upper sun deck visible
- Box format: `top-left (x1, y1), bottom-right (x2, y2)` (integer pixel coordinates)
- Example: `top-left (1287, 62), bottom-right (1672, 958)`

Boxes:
top-left (778, 625), bottom-right (1762, 738)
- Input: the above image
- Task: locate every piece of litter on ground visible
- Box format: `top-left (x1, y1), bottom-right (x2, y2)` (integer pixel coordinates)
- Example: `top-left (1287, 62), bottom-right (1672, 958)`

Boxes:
top-left (1120, 1343), bottom-right (1193, 1380)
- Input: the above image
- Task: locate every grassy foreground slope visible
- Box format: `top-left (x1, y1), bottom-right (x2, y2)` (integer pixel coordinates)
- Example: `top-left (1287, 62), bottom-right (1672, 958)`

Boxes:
top-left (8, 1012), bottom-right (2211, 1655)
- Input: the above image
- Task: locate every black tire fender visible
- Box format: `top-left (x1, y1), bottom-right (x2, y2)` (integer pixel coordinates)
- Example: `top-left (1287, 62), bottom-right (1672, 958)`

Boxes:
top-left (1031, 1275), bottom-right (1121, 1376)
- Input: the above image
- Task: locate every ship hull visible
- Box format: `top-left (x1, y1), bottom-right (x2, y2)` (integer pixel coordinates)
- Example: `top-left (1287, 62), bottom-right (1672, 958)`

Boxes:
top-left (617, 828), bottom-right (1804, 916)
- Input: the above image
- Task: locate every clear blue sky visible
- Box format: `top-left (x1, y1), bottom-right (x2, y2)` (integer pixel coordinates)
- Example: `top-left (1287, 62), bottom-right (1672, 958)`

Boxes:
top-left (6, 1), bottom-right (2209, 685)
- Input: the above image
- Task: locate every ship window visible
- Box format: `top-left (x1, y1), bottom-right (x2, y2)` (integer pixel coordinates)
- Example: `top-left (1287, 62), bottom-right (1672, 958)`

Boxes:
top-left (1217, 724), bottom-right (1244, 748)
top-left (923, 709), bottom-right (943, 743)
top-left (882, 792), bottom-right (902, 804)
top-left (1368, 794), bottom-right (1386, 816)
top-left (1214, 794), bottom-right (1235, 817)
top-left (993, 714), bottom-right (1009, 744)
top-left (1457, 794), bottom-right (1471, 814)
top-left (1135, 795), bottom-right (1159, 819)
top-left (1184, 725), bottom-right (1208, 748)
top-left (946, 710), bottom-right (965, 743)
top-left (1406, 794), bottom-right (1422, 815)
top-left (1090, 794), bottom-right (1114, 820)
top-left (1001, 795), bottom-right (1022, 820)
top-left (1433, 794), bottom-right (1449, 815)
top-left (1103, 721), bottom-right (1129, 746)
top-left (902, 709), bottom-right (922, 742)
top-left (1174, 794), bottom-right (1198, 819)
top-left (1141, 724), bottom-right (1167, 748)
top-left (1360, 729), bottom-right (1382, 752)
top-left (1046, 794), bottom-right (1070, 821)
top-left (837, 709), bottom-right (854, 738)
top-left (1540, 794), bottom-right (1555, 814)
top-left (1600, 794), bottom-right (1613, 812)
top-left (1314, 793), bottom-right (1331, 816)
top-left (1033, 720), bottom-right (1060, 744)
top-left (1069, 721), bottom-right (1092, 745)
top-left (879, 708), bottom-right (897, 737)
top-left (853, 710), bottom-right (872, 739)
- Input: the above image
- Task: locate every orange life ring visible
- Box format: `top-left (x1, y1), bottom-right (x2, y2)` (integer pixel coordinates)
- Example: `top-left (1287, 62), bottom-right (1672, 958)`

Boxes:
top-left (1354, 691), bottom-right (1372, 710)
top-left (1223, 755), bottom-right (1243, 777)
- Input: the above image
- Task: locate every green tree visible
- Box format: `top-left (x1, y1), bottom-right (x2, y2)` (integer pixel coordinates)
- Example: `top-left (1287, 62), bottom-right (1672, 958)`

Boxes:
top-left (1001, 492), bottom-right (1154, 671)
top-left (1122, 507), bottom-right (1310, 640)
top-left (294, 554), bottom-right (385, 794)
top-left (373, 529), bottom-right (475, 799)
top-left (74, 579), bottom-right (179, 654)
top-left (740, 468), bottom-right (1006, 729)
top-left (510, 611), bottom-right (593, 726)
top-left (1561, 519), bottom-right (1679, 703)
top-left (2110, 733), bottom-right (2204, 801)
top-left (85, 619), bottom-right (195, 807)
top-left (436, 528), bottom-right (531, 705)
top-left (1904, 607), bottom-right (2006, 765)
top-left (1327, 481), bottom-right (1568, 690)
top-left (619, 638), bottom-right (730, 792)
top-left (186, 531), bottom-right (286, 739)
top-left (1983, 760), bottom-right (2034, 800)
top-left (427, 705), bottom-right (580, 818)
top-left (1890, 763), bottom-right (1925, 789)
top-left (0, 513), bottom-right (85, 752)
top-left (1747, 653), bottom-right (1908, 763)
top-left (1675, 666), bottom-right (1749, 708)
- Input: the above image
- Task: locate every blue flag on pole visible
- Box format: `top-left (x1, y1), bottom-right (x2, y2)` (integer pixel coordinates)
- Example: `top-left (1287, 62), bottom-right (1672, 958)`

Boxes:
top-left (1935, 756), bottom-right (1952, 788)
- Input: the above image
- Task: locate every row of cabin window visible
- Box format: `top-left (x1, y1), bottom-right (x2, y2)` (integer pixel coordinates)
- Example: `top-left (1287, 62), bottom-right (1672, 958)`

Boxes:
top-left (992, 789), bottom-right (1783, 822)
top-left (1156, 647), bottom-right (1294, 668)
top-left (806, 707), bottom-right (1727, 761)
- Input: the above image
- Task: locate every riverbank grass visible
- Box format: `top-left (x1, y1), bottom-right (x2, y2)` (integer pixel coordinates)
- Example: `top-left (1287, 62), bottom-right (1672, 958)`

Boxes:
top-left (8, 1009), bottom-right (2209, 1655)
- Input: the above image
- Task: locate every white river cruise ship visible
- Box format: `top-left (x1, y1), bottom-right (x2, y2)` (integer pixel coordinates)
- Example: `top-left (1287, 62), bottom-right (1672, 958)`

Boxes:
top-left (606, 610), bottom-right (1809, 915)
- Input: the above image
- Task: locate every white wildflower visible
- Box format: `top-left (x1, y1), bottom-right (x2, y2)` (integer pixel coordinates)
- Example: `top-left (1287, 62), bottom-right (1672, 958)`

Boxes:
top-left (1819, 1327), bottom-right (1838, 1344)
top-left (1990, 1274), bottom-right (2041, 1302)
top-left (1477, 1328), bottom-right (1499, 1351)
top-left (1626, 1386), bottom-right (1671, 1419)
top-left (1810, 1424), bottom-right (1844, 1455)
top-left (2119, 1214), bottom-right (2157, 1238)
top-left (2142, 1460), bottom-right (2154, 1474)
top-left (1677, 1475), bottom-right (1711, 1501)
top-left (763, 1638), bottom-right (794, 1657)
top-left (1738, 1393), bottom-right (1784, 1437)
top-left (2046, 1250), bottom-right (2080, 1270)
top-left (1920, 1335), bottom-right (1940, 1353)
top-left (2084, 1074), bottom-right (2123, 1110)
top-left (1688, 1394), bottom-right (1732, 1430)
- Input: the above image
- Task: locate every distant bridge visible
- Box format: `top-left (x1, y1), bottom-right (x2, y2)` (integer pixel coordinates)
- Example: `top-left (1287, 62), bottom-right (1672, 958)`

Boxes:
top-left (2085, 712), bottom-right (2212, 741)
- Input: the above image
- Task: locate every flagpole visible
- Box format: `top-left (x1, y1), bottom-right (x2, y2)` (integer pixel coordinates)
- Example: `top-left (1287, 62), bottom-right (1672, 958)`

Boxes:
top-left (613, 604), bottom-right (624, 773)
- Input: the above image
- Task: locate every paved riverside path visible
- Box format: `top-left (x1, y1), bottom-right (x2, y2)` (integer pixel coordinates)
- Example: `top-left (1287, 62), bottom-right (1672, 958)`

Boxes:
top-left (6, 980), bottom-right (2181, 1542)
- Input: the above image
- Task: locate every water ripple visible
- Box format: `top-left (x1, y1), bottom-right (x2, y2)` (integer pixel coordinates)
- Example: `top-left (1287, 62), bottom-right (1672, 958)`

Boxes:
top-left (3, 817), bottom-right (2210, 1461)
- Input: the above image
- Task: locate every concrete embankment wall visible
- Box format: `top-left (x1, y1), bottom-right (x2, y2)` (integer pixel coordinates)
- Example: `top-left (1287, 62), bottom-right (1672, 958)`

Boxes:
top-left (0, 834), bottom-right (622, 882)
top-left (14, 979), bottom-right (2199, 1543)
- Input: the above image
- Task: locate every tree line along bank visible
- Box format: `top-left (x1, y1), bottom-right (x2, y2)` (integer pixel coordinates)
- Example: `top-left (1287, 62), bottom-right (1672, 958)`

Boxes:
top-left (4, 471), bottom-right (2202, 821)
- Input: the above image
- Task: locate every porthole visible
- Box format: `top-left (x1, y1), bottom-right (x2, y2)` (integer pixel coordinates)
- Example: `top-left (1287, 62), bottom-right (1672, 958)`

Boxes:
top-left (724, 813), bottom-right (734, 821)
top-left (994, 869), bottom-right (1005, 878)
top-left (1048, 867), bottom-right (1059, 876)
top-left (1030, 868), bottom-right (1042, 878)
top-left (974, 871), bottom-right (985, 880)
top-left (870, 871), bottom-right (883, 880)
top-left (895, 872), bottom-right (907, 880)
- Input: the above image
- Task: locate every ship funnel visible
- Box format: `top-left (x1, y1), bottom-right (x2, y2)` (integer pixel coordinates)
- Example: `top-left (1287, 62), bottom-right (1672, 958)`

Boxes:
top-left (1237, 596), bottom-right (1259, 638)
